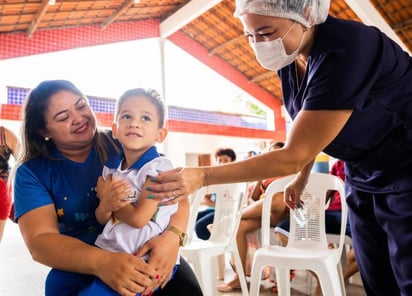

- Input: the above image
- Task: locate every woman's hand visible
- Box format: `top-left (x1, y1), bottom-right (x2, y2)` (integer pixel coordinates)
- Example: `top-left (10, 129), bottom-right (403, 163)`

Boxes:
top-left (135, 231), bottom-right (180, 292)
top-left (96, 251), bottom-right (156, 296)
top-left (147, 167), bottom-right (204, 205)
top-left (283, 177), bottom-right (306, 210)
top-left (284, 160), bottom-right (313, 210)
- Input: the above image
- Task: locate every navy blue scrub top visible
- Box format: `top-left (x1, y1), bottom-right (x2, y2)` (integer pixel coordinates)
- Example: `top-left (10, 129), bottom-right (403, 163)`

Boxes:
top-left (279, 16), bottom-right (412, 193)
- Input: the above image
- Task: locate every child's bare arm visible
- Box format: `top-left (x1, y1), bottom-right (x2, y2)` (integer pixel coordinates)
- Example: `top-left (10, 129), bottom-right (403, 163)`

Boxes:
top-left (114, 176), bottom-right (160, 228)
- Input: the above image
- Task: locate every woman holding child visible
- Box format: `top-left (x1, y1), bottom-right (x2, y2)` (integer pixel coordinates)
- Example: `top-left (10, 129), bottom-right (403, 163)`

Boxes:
top-left (12, 80), bottom-right (202, 296)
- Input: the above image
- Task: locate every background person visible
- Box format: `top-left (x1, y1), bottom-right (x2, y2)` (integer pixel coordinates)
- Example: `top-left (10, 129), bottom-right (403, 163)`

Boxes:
top-left (151, 1), bottom-right (412, 295)
top-left (0, 125), bottom-right (19, 242)
top-left (12, 80), bottom-right (202, 296)
top-left (217, 141), bottom-right (287, 293)
top-left (195, 147), bottom-right (236, 240)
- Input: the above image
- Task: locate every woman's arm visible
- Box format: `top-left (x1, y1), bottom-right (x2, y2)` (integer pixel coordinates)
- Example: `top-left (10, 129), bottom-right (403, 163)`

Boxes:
top-left (250, 180), bottom-right (263, 202)
top-left (4, 127), bottom-right (19, 159)
top-left (18, 205), bottom-right (156, 296)
top-left (153, 109), bottom-right (353, 201)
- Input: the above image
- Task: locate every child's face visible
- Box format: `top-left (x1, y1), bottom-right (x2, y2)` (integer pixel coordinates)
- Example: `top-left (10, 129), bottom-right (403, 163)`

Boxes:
top-left (112, 96), bottom-right (167, 153)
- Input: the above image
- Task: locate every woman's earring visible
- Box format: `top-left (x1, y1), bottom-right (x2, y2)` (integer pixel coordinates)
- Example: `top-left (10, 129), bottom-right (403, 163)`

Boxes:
top-left (44, 136), bottom-right (50, 141)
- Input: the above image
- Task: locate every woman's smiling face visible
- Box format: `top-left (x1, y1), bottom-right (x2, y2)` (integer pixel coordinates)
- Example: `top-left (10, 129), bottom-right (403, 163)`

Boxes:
top-left (43, 90), bottom-right (97, 152)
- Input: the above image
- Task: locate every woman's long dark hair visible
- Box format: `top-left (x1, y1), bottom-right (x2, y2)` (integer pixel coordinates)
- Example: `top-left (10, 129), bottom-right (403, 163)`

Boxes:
top-left (11, 80), bottom-right (112, 180)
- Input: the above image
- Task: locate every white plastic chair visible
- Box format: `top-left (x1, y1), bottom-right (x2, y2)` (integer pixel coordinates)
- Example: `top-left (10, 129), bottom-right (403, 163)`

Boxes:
top-left (181, 183), bottom-right (249, 296)
top-left (327, 233), bottom-right (354, 283)
top-left (275, 229), bottom-right (354, 291)
top-left (250, 173), bottom-right (347, 296)
top-left (185, 189), bottom-right (202, 243)
top-left (274, 206), bottom-right (354, 287)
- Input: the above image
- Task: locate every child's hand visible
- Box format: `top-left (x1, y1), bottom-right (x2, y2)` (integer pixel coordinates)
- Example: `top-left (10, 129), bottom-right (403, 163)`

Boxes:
top-left (95, 174), bottom-right (134, 223)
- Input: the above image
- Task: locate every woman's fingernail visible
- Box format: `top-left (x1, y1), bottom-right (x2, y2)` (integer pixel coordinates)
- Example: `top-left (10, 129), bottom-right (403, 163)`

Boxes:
top-left (150, 177), bottom-right (156, 182)
top-left (146, 186), bottom-right (152, 191)
top-left (147, 194), bottom-right (155, 199)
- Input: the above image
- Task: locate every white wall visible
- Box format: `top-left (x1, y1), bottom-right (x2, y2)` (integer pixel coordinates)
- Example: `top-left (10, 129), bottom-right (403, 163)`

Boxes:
top-left (1, 120), bottom-right (20, 133)
top-left (0, 119), bottom-right (270, 168)
top-left (163, 131), bottom-right (270, 167)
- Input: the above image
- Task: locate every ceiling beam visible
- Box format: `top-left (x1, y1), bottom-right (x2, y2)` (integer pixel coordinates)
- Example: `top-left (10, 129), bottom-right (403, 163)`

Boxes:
top-left (344, 0), bottom-right (410, 54)
top-left (101, 0), bottom-right (134, 30)
top-left (209, 35), bottom-right (245, 56)
top-left (160, 0), bottom-right (222, 38)
top-left (392, 18), bottom-right (412, 32)
top-left (251, 71), bottom-right (276, 83)
top-left (27, 0), bottom-right (50, 38)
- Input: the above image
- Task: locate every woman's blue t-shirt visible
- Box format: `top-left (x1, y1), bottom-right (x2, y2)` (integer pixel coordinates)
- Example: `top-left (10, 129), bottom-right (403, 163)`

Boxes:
top-left (14, 132), bottom-right (119, 245)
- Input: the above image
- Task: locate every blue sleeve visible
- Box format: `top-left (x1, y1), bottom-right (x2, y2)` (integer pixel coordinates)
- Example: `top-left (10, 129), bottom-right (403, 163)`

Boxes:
top-left (304, 18), bottom-right (393, 111)
top-left (14, 163), bottom-right (53, 221)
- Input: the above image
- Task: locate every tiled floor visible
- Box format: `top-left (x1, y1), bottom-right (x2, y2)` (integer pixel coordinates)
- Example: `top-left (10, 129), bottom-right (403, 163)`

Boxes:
top-left (0, 220), bottom-right (50, 296)
top-left (0, 219), bottom-right (366, 295)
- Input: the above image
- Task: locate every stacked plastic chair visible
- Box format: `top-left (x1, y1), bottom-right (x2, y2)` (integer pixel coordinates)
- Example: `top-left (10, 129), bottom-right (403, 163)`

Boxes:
top-left (181, 183), bottom-right (249, 296)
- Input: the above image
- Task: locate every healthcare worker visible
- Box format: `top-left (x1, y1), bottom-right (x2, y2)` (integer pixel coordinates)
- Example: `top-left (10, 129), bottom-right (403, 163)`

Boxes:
top-left (151, 1), bottom-right (412, 295)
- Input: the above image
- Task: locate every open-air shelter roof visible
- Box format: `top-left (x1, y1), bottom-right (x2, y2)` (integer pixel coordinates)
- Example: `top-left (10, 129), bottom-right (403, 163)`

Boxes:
top-left (1, 0), bottom-right (411, 104)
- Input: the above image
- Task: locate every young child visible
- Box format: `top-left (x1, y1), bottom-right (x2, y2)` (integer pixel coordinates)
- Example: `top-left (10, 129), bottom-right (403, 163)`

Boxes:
top-left (83, 88), bottom-right (188, 295)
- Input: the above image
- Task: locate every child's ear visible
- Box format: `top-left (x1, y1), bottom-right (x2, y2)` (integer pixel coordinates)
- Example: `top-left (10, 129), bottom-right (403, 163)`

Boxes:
top-left (111, 123), bottom-right (118, 139)
top-left (156, 128), bottom-right (168, 143)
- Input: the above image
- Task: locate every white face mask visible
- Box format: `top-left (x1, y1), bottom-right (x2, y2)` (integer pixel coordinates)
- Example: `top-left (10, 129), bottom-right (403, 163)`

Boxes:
top-left (250, 22), bottom-right (305, 71)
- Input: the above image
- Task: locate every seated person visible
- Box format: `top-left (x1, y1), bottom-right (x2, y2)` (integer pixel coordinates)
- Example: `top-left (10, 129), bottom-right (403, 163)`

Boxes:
top-left (217, 142), bottom-right (289, 292)
top-left (195, 147), bottom-right (236, 240)
top-left (0, 126), bottom-right (19, 242)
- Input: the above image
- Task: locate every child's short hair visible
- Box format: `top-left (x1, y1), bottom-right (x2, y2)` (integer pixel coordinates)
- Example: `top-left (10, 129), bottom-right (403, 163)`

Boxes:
top-left (116, 88), bottom-right (166, 128)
